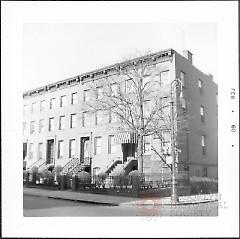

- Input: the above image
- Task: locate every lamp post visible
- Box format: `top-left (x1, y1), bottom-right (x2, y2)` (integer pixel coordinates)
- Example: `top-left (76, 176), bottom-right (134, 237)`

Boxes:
top-left (170, 78), bottom-right (183, 204)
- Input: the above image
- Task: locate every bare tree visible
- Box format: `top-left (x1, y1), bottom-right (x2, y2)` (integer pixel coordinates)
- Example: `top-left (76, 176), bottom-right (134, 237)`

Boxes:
top-left (79, 53), bottom-right (189, 173)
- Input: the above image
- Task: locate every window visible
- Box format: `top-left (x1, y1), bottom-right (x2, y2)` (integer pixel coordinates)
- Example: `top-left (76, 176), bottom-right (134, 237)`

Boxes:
top-left (38, 143), bottom-right (43, 160)
top-left (58, 140), bottom-right (64, 158)
top-left (143, 135), bottom-right (151, 155)
top-left (39, 119), bottom-right (44, 133)
top-left (29, 143), bottom-right (34, 159)
top-left (94, 137), bottom-right (102, 155)
top-left (31, 102), bottom-right (36, 114)
top-left (203, 167), bottom-right (208, 177)
top-left (70, 113), bottom-right (76, 128)
top-left (69, 139), bottom-right (76, 158)
top-left (201, 135), bottom-right (207, 155)
top-left (160, 70), bottom-right (170, 85)
top-left (23, 105), bottom-right (28, 115)
top-left (108, 135), bottom-right (116, 154)
top-left (23, 122), bottom-right (27, 135)
top-left (40, 100), bottom-right (45, 112)
top-left (160, 131), bottom-right (171, 155)
top-left (71, 92), bottom-right (77, 104)
top-left (180, 71), bottom-right (186, 87)
top-left (125, 79), bottom-right (134, 93)
top-left (200, 106), bottom-right (205, 123)
top-left (96, 87), bottom-right (103, 99)
top-left (143, 75), bottom-right (151, 88)
top-left (59, 116), bottom-right (65, 130)
top-left (95, 110), bottom-right (105, 125)
top-left (60, 95), bottom-right (67, 107)
top-left (181, 98), bottom-right (187, 109)
top-left (143, 100), bottom-right (151, 118)
top-left (111, 83), bottom-right (118, 96)
top-left (50, 98), bottom-right (56, 109)
top-left (198, 79), bottom-right (203, 94)
top-left (109, 109), bottom-right (118, 123)
top-left (82, 112), bottom-right (91, 127)
top-left (83, 90), bottom-right (90, 102)
top-left (30, 121), bottom-right (35, 134)
top-left (49, 118), bottom-right (54, 131)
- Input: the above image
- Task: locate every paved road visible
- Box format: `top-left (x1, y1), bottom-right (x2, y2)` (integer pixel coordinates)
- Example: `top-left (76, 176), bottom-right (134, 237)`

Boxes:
top-left (23, 195), bottom-right (218, 217)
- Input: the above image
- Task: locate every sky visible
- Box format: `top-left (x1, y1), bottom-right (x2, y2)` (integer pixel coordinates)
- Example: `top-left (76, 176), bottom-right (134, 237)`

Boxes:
top-left (23, 22), bottom-right (217, 91)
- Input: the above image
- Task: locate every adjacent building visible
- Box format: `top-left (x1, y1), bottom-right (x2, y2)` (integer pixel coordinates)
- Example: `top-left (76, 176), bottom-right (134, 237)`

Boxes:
top-left (23, 49), bottom-right (218, 178)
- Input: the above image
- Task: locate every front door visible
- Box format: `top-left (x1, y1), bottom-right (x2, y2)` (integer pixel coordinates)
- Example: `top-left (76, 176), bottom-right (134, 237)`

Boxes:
top-left (121, 143), bottom-right (137, 163)
top-left (80, 137), bottom-right (90, 164)
top-left (46, 139), bottom-right (54, 164)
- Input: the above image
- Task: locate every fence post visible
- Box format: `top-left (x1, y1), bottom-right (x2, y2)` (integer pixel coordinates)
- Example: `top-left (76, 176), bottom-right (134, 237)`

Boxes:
top-left (132, 176), bottom-right (140, 196)
top-left (60, 174), bottom-right (66, 190)
top-left (72, 175), bottom-right (77, 191)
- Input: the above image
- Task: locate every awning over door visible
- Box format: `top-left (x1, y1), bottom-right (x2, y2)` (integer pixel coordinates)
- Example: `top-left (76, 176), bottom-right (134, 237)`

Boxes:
top-left (114, 132), bottom-right (138, 144)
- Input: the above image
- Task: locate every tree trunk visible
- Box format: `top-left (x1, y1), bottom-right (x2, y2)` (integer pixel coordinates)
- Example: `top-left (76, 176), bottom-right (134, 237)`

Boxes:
top-left (137, 132), bottom-right (144, 173)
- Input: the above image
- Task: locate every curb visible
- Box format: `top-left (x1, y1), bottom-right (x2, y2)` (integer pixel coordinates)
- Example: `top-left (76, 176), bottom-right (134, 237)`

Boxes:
top-left (120, 199), bottom-right (218, 206)
top-left (24, 193), bottom-right (119, 206)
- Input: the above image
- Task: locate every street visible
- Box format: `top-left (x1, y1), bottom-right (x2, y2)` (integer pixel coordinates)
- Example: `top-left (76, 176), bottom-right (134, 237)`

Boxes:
top-left (23, 195), bottom-right (218, 217)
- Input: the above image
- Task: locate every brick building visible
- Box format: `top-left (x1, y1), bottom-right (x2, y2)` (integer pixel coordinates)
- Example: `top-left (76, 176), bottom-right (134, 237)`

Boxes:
top-left (23, 49), bottom-right (218, 178)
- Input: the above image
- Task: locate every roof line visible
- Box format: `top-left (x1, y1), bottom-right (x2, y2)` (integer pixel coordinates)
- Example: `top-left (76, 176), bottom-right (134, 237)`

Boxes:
top-left (23, 48), bottom-right (174, 97)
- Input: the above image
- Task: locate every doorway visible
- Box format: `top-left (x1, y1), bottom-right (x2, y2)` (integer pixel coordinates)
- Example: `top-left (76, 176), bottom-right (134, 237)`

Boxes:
top-left (80, 137), bottom-right (90, 165)
top-left (46, 139), bottom-right (54, 164)
top-left (23, 143), bottom-right (27, 160)
top-left (121, 143), bottom-right (137, 163)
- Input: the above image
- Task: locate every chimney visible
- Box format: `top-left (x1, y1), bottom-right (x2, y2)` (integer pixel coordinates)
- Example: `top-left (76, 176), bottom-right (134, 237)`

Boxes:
top-left (183, 50), bottom-right (193, 64)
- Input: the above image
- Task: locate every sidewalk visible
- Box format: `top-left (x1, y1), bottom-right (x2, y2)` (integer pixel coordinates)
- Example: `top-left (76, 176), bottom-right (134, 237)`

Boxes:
top-left (23, 187), bottom-right (219, 206)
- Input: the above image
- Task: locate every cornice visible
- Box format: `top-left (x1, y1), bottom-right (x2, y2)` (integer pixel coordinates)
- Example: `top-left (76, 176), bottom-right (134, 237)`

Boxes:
top-left (23, 48), bottom-right (174, 98)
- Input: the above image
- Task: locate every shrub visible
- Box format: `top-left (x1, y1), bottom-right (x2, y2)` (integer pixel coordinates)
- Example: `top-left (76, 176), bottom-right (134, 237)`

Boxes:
top-left (96, 172), bottom-right (108, 188)
top-left (30, 166), bottom-right (38, 174)
top-left (77, 171), bottom-right (91, 184)
top-left (23, 170), bottom-right (30, 182)
top-left (190, 176), bottom-right (218, 194)
top-left (54, 165), bottom-right (63, 176)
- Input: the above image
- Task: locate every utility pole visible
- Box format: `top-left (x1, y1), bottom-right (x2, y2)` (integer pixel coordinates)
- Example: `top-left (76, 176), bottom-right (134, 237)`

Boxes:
top-left (170, 78), bottom-right (183, 204)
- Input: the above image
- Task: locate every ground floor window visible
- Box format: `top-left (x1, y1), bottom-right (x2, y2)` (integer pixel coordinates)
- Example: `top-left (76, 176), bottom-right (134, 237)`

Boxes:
top-left (94, 137), bottom-right (102, 155)
top-left (29, 143), bottom-right (34, 159)
top-left (58, 140), bottom-right (64, 158)
top-left (38, 143), bottom-right (44, 160)
top-left (69, 139), bottom-right (76, 158)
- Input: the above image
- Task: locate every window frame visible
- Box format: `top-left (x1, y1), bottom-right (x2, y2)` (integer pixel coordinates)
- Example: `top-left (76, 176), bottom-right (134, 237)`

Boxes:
top-left (83, 90), bottom-right (90, 102)
top-left (94, 136), bottom-right (102, 155)
top-left (31, 102), bottom-right (36, 114)
top-left (30, 121), bottom-right (35, 134)
top-left (198, 79), bottom-right (203, 94)
top-left (39, 119), bottom-right (45, 133)
top-left (38, 142), bottom-right (44, 160)
top-left (69, 139), bottom-right (76, 158)
top-left (49, 117), bottom-right (54, 131)
top-left (70, 113), bottom-right (77, 128)
top-left (160, 70), bottom-right (170, 86)
top-left (71, 92), bottom-right (78, 105)
top-left (40, 100), bottom-right (45, 112)
top-left (58, 140), bottom-right (64, 159)
top-left (108, 135), bottom-right (116, 154)
top-left (50, 98), bottom-right (56, 109)
top-left (29, 143), bottom-right (34, 160)
top-left (60, 95), bottom-right (67, 107)
top-left (201, 135), bottom-right (207, 155)
top-left (200, 105), bottom-right (205, 123)
top-left (180, 71), bottom-right (186, 88)
top-left (59, 115), bottom-right (65, 130)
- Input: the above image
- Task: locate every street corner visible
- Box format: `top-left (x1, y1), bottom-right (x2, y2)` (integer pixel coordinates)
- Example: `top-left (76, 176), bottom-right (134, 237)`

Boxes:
top-left (135, 193), bottom-right (164, 217)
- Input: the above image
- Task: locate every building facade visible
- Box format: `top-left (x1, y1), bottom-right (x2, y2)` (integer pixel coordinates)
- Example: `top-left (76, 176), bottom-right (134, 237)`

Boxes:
top-left (23, 49), bottom-right (218, 178)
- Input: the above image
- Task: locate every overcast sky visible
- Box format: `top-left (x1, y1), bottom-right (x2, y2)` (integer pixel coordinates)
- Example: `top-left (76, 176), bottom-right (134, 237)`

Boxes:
top-left (23, 22), bottom-right (217, 91)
